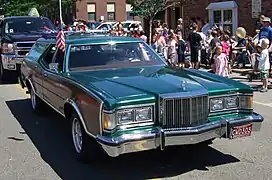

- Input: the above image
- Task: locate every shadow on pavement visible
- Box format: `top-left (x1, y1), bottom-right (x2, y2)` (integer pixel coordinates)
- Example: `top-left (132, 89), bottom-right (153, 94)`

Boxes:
top-left (6, 99), bottom-right (240, 180)
top-left (0, 78), bottom-right (18, 85)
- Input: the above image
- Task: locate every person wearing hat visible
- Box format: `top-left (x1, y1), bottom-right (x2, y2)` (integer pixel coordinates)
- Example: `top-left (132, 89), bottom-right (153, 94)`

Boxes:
top-left (257, 38), bottom-right (270, 92)
top-left (259, 17), bottom-right (272, 46)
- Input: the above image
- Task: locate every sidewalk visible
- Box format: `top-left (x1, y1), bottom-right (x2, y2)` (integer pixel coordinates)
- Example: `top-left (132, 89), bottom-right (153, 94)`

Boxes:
top-left (199, 67), bottom-right (272, 90)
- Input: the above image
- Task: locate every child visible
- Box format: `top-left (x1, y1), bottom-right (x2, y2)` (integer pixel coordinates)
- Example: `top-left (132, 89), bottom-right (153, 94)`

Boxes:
top-left (258, 38), bottom-right (270, 92)
top-left (221, 34), bottom-right (231, 73)
top-left (167, 34), bottom-right (178, 65)
top-left (214, 45), bottom-right (229, 77)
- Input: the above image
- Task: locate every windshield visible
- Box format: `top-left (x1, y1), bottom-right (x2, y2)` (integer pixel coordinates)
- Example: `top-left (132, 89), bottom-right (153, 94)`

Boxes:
top-left (122, 23), bottom-right (130, 29)
top-left (68, 42), bottom-right (165, 71)
top-left (4, 18), bottom-right (55, 34)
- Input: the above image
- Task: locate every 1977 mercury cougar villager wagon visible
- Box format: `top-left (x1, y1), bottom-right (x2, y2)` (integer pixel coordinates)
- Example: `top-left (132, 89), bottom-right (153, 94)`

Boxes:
top-left (20, 33), bottom-right (263, 161)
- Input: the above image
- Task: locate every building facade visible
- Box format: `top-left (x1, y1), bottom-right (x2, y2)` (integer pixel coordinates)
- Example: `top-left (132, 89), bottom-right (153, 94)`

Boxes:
top-left (165, 0), bottom-right (272, 37)
top-left (75, 0), bottom-right (135, 22)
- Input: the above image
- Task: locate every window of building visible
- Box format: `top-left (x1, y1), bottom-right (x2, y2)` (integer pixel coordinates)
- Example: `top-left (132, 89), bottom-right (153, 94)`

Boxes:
top-left (206, 1), bottom-right (238, 35)
top-left (107, 3), bottom-right (115, 21)
top-left (126, 4), bottom-right (134, 20)
top-left (87, 3), bottom-right (96, 21)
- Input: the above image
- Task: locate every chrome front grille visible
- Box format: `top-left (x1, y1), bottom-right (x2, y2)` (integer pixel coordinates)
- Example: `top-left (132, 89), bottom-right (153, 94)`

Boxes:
top-left (160, 96), bottom-right (209, 129)
top-left (14, 41), bottom-right (35, 57)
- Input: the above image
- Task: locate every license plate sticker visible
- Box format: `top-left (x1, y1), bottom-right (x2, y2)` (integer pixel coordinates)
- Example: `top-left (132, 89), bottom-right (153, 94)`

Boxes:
top-left (230, 124), bottom-right (253, 139)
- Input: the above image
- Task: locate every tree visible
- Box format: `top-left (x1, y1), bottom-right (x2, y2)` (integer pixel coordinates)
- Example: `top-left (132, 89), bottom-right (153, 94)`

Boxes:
top-left (128, 0), bottom-right (180, 44)
top-left (1, 0), bottom-right (74, 17)
top-left (2, 0), bottom-right (38, 16)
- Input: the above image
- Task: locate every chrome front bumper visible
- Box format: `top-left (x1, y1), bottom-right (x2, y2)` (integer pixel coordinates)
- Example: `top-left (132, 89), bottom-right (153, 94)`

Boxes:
top-left (1, 54), bottom-right (23, 70)
top-left (96, 113), bottom-right (263, 157)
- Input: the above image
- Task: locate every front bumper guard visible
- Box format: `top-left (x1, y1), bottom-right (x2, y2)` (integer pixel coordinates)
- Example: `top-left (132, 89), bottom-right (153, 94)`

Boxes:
top-left (1, 54), bottom-right (23, 70)
top-left (96, 113), bottom-right (263, 157)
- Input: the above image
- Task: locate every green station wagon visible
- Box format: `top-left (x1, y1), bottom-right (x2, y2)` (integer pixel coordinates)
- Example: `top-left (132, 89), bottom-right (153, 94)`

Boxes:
top-left (20, 32), bottom-right (263, 161)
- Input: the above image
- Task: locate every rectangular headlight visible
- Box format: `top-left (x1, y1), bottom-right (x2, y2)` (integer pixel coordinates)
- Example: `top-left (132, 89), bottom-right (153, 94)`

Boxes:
top-left (135, 107), bottom-right (152, 121)
top-left (225, 96), bottom-right (239, 109)
top-left (210, 98), bottom-right (224, 111)
top-left (116, 109), bottom-right (133, 124)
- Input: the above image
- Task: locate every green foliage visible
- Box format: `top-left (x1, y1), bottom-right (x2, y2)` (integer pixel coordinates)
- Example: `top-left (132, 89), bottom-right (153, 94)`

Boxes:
top-left (129, 0), bottom-right (180, 20)
top-left (2, 0), bottom-right (38, 16)
top-left (1, 0), bottom-right (74, 16)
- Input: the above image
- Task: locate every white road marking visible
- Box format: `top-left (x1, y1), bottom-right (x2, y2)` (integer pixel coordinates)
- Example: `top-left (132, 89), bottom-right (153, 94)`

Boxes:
top-left (254, 101), bottom-right (272, 108)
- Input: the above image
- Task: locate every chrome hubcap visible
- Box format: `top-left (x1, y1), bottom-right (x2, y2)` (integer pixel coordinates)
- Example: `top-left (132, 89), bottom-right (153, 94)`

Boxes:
top-left (31, 91), bottom-right (36, 110)
top-left (72, 118), bottom-right (83, 153)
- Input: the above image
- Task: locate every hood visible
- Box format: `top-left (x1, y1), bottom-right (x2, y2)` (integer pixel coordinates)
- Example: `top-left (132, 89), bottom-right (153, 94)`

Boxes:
top-left (2, 31), bottom-right (56, 42)
top-left (67, 66), bottom-right (244, 106)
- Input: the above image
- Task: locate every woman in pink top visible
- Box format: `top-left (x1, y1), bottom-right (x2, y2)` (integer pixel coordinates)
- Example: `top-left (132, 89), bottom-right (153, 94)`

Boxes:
top-left (214, 46), bottom-right (229, 77)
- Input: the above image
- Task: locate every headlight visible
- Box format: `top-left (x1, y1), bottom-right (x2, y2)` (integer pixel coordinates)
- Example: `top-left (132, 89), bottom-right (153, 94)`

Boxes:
top-left (210, 98), bottom-right (224, 111)
top-left (240, 96), bottom-right (253, 109)
top-left (103, 106), bottom-right (153, 130)
top-left (2, 43), bottom-right (14, 53)
top-left (225, 96), bottom-right (239, 109)
top-left (210, 95), bottom-right (252, 112)
top-left (117, 109), bottom-right (133, 123)
top-left (135, 107), bottom-right (152, 121)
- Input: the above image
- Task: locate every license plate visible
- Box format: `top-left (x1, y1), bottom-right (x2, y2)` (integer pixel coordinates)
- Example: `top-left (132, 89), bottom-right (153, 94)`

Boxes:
top-left (230, 124), bottom-right (253, 139)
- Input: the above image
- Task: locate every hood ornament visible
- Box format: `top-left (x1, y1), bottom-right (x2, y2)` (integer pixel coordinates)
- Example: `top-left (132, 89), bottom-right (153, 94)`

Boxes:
top-left (181, 80), bottom-right (187, 91)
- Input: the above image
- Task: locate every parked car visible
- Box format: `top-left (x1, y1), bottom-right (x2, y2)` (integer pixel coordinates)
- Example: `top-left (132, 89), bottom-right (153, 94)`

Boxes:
top-left (20, 33), bottom-right (263, 161)
top-left (0, 16), bottom-right (56, 81)
top-left (95, 21), bottom-right (116, 31)
top-left (113, 20), bottom-right (143, 32)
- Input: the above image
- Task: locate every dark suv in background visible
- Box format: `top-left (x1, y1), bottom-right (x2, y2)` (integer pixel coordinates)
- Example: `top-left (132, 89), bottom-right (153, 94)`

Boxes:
top-left (0, 16), bottom-right (55, 81)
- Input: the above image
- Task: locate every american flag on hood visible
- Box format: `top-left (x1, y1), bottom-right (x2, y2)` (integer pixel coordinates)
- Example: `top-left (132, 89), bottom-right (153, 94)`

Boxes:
top-left (56, 29), bottom-right (65, 52)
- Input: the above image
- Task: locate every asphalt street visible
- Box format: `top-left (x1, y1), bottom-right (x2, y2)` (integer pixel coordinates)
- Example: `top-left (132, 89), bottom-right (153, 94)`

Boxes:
top-left (0, 73), bottom-right (271, 180)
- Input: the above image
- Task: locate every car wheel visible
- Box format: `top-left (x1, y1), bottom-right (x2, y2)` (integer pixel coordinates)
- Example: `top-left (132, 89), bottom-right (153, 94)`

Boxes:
top-left (18, 73), bottom-right (25, 89)
top-left (0, 62), bottom-right (8, 82)
top-left (70, 112), bottom-right (103, 162)
top-left (30, 88), bottom-right (43, 113)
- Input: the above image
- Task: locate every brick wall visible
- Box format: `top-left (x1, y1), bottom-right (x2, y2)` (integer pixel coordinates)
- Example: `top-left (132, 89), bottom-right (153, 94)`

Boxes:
top-left (76, 0), bottom-right (126, 22)
top-left (182, 0), bottom-right (272, 36)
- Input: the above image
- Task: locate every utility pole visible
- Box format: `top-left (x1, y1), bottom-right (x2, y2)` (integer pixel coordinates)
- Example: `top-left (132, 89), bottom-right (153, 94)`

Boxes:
top-left (58, 0), bottom-right (63, 29)
top-left (181, 0), bottom-right (185, 38)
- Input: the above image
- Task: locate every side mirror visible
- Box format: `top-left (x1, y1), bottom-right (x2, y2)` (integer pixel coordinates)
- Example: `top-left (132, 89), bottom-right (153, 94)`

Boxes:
top-left (49, 63), bottom-right (59, 73)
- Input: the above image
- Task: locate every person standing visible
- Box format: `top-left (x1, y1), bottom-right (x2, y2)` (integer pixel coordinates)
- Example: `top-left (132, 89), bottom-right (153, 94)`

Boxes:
top-left (258, 38), bottom-right (270, 92)
top-left (140, 31), bottom-right (147, 43)
top-left (210, 31), bottom-right (221, 72)
top-left (167, 34), bottom-right (178, 65)
top-left (214, 46), bottom-right (229, 77)
top-left (256, 15), bottom-right (265, 30)
top-left (259, 17), bottom-right (272, 45)
top-left (187, 23), bottom-right (202, 69)
top-left (221, 35), bottom-right (231, 73)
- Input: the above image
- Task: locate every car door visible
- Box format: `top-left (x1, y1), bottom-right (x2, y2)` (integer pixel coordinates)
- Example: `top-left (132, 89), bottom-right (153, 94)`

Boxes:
top-left (41, 48), bottom-right (68, 113)
top-left (39, 45), bottom-right (57, 104)
top-left (22, 42), bottom-right (49, 97)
